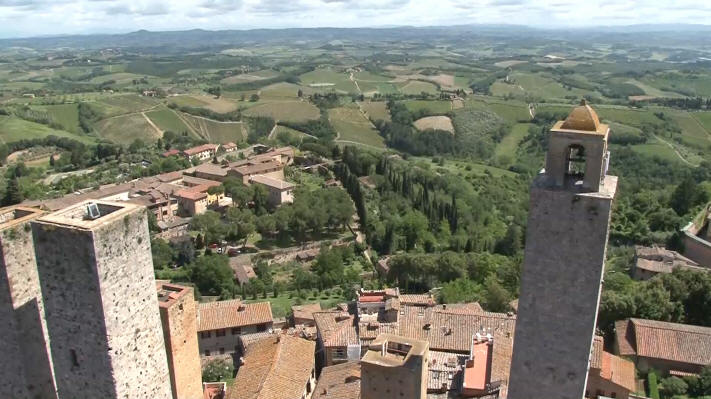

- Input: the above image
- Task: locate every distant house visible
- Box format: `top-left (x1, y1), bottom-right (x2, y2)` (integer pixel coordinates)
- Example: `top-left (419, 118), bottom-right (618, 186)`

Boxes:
top-left (193, 162), bottom-right (231, 182)
top-left (633, 245), bottom-right (706, 280)
top-left (681, 205), bottom-right (711, 267)
top-left (292, 303), bottom-right (322, 327)
top-left (248, 175), bottom-right (295, 206)
top-left (197, 299), bottom-right (273, 357)
top-left (228, 335), bottom-right (316, 399)
top-left (230, 160), bottom-right (284, 184)
top-left (162, 149), bottom-right (181, 157)
top-left (313, 361), bottom-right (360, 399)
top-left (586, 336), bottom-right (636, 399)
top-left (296, 248), bottom-right (320, 262)
top-left (175, 189), bottom-right (208, 216)
top-left (183, 144), bottom-right (220, 161)
top-left (230, 259), bottom-right (256, 286)
top-left (222, 142), bottom-right (238, 153)
top-left (615, 318), bottom-right (711, 375)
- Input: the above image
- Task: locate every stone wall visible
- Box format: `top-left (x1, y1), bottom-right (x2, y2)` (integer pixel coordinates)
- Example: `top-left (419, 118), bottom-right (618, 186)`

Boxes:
top-left (160, 286), bottom-right (203, 399)
top-left (198, 323), bottom-right (271, 356)
top-left (508, 176), bottom-right (617, 399)
top-left (0, 208), bottom-right (56, 399)
top-left (33, 203), bottom-right (172, 399)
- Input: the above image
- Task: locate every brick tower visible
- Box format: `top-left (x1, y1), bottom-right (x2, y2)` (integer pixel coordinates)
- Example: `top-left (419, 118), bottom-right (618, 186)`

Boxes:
top-left (32, 201), bottom-right (172, 399)
top-left (507, 101), bottom-right (618, 399)
top-left (0, 207), bottom-right (56, 399)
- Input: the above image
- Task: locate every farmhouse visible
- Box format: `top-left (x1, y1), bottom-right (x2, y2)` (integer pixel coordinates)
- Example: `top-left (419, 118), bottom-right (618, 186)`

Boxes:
top-left (248, 174), bottom-right (295, 206)
top-left (586, 336), bottom-right (636, 399)
top-left (197, 300), bottom-right (273, 358)
top-left (615, 318), bottom-right (711, 375)
top-left (230, 160), bottom-right (284, 185)
top-left (183, 144), bottom-right (220, 161)
top-left (632, 245), bottom-right (706, 280)
top-left (292, 303), bottom-right (323, 327)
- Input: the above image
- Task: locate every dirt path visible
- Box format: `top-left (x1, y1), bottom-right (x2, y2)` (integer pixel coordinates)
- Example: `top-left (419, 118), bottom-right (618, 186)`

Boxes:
top-left (173, 110), bottom-right (201, 138)
top-left (142, 112), bottom-right (163, 136)
top-left (350, 72), bottom-right (362, 93)
top-left (529, 103), bottom-right (536, 119)
top-left (267, 122), bottom-right (280, 140)
top-left (653, 134), bottom-right (696, 166)
top-left (101, 103), bottom-right (162, 121)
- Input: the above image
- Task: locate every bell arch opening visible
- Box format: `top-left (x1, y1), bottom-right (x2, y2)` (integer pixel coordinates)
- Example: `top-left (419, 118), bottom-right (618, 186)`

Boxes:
top-left (566, 144), bottom-right (586, 179)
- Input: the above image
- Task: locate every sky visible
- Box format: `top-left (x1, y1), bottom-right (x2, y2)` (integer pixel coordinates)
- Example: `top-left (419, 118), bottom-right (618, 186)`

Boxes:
top-left (1, 0), bottom-right (710, 39)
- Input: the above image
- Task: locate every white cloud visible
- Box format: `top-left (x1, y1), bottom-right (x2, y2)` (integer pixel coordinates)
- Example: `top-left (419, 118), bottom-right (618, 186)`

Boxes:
top-left (0, 0), bottom-right (709, 38)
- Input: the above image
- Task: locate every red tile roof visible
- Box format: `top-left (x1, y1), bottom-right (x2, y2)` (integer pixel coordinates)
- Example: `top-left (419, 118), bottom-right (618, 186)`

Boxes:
top-left (616, 318), bottom-right (711, 366)
top-left (229, 335), bottom-right (315, 399)
top-left (175, 189), bottom-right (207, 201)
top-left (292, 303), bottom-right (322, 322)
top-left (313, 312), bottom-right (359, 348)
top-left (184, 143), bottom-right (219, 156)
top-left (162, 149), bottom-right (181, 157)
top-left (601, 351), bottom-right (636, 392)
top-left (197, 300), bottom-right (272, 332)
top-left (313, 361), bottom-right (361, 399)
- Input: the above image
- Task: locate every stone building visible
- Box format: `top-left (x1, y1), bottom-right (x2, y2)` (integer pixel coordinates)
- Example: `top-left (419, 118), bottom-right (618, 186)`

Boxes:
top-left (157, 282), bottom-right (203, 399)
top-left (31, 200), bottom-right (172, 399)
top-left (248, 174), bottom-right (295, 206)
top-left (197, 299), bottom-right (273, 357)
top-left (0, 206), bottom-right (56, 399)
top-left (586, 336), bottom-right (636, 399)
top-left (361, 333), bottom-right (429, 399)
top-left (508, 101), bottom-right (618, 399)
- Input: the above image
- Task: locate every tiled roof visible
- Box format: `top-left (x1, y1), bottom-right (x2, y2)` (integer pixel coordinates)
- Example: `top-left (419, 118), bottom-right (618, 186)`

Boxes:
top-left (617, 318), bottom-right (711, 366)
top-left (438, 302), bottom-right (484, 315)
top-left (233, 160), bottom-right (283, 176)
top-left (590, 335), bottom-right (603, 370)
top-left (249, 175), bottom-right (295, 190)
top-left (313, 361), bottom-right (361, 399)
top-left (313, 312), bottom-right (359, 348)
top-left (615, 320), bottom-right (636, 356)
top-left (428, 350), bottom-right (467, 393)
top-left (175, 189), bottom-right (207, 201)
top-left (229, 335), bottom-right (315, 399)
top-left (184, 143), bottom-right (219, 156)
top-left (156, 170), bottom-right (184, 183)
top-left (232, 263), bottom-right (256, 285)
top-left (601, 351), bottom-right (636, 392)
top-left (399, 294), bottom-right (435, 306)
top-left (195, 163), bottom-right (230, 177)
top-left (292, 303), bottom-right (322, 322)
top-left (358, 321), bottom-right (399, 341)
top-left (197, 300), bottom-right (272, 332)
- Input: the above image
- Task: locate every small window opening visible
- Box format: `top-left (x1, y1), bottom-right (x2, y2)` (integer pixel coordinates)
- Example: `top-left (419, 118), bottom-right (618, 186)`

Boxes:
top-left (70, 349), bottom-right (79, 368)
top-left (566, 144), bottom-right (586, 179)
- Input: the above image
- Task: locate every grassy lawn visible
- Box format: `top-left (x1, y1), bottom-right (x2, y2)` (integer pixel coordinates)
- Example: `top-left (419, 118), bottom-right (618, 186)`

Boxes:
top-left (0, 115), bottom-right (95, 144)
top-left (693, 111), bottom-right (711, 133)
top-left (93, 94), bottom-right (159, 117)
top-left (145, 107), bottom-right (191, 134)
top-left (259, 82), bottom-right (313, 99)
top-left (630, 142), bottom-right (683, 163)
top-left (329, 107), bottom-right (385, 148)
top-left (181, 114), bottom-right (245, 143)
top-left (242, 100), bottom-right (320, 123)
top-left (672, 112), bottom-right (711, 149)
top-left (242, 291), bottom-right (346, 318)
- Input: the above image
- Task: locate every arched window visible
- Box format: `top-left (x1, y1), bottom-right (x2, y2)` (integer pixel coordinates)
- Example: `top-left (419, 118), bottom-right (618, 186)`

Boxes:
top-left (566, 144), bottom-right (586, 179)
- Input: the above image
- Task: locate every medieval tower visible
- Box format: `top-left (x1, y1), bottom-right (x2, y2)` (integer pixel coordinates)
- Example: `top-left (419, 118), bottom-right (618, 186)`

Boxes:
top-left (0, 207), bottom-right (56, 399)
top-left (31, 200), bottom-right (172, 399)
top-left (507, 101), bottom-right (618, 399)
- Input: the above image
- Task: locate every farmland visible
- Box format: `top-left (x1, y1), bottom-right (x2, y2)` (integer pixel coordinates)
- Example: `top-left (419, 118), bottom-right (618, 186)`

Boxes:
top-left (180, 114), bottom-right (246, 143)
top-left (242, 101), bottom-right (320, 123)
top-left (329, 107), bottom-right (385, 148)
top-left (413, 116), bottom-right (454, 133)
top-left (96, 113), bottom-right (162, 144)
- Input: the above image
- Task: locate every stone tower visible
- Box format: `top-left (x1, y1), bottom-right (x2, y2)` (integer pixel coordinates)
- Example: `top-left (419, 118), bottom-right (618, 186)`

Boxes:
top-left (361, 333), bottom-right (429, 399)
top-left (0, 207), bottom-right (56, 399)
top-left (507, 101), bottom-right (618, 399)
top-left (157, 282), bottom-right (203, 399)
top-left (32, 200), bottom-right (172, 399)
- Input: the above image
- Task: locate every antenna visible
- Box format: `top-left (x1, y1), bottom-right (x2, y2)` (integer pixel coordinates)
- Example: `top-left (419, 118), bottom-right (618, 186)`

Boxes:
top-left (86, 203), bottom-right (101, 220)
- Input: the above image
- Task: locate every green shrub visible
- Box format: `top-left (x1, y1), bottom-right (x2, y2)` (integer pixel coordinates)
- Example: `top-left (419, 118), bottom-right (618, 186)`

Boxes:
top-left (202, 359), bottom-right (234, 382)
top-left (648, 370), bottom-right (661, 399)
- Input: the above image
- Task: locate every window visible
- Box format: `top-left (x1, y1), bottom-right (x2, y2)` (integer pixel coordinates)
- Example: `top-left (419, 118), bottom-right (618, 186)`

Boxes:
top-left (219, 348), bottom-right (225, 354)
top-left (566, 144), bottom-right (586, 178)
top-left (70, 349), bottom-right (79, 368)
top-left (201, 331), bottom-right (212, 339)
top-left (204, 350), bottom-right (211, 356)
top-left (333, 348), bottom-right (347, 360)
top-left (216, 329), bottom-right (226, 337)
top-left (257, 324), bottom-right (267, 332)
top-left (232, 327), bottom-right (241, 335)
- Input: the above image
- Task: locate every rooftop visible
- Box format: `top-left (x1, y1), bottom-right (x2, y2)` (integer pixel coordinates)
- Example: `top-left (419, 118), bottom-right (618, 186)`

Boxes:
top-left (361, 333), bottom-right (428, 367)
top-left (233, 160), bottom-right (283, 176)
top-left (312, 361), bottom-right (361, 399)
top-left (156, 282), bottom-right (192, 309)
top-left (553, 99), bottom-right (608, 135)
top-left (184, 143), bottom-right (219, 156)
top-left (35, 200), bottom-right (137, 230)
top-left (313, 311), bottom-right (359, 348)
top-left (0, 206), bottom-right (44, 231)
top-left (292, 303), bottom-right (322, 322)
top-left (249, 175), bottom-right (295, 190)
top-left (198, 299), bottom-right (273, 332)
top-left (175, 189), bottom-right (208, 201)
top-left (228, 335), bottom-right (315, 399)
top-left (615, 318), bottom-right (711, 366)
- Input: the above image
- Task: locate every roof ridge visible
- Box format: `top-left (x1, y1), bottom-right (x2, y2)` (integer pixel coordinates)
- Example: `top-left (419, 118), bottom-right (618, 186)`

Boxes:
top-left (256, 337), bottom-right (283, 399)
top-left (632, 318), bottom-right (711, 335)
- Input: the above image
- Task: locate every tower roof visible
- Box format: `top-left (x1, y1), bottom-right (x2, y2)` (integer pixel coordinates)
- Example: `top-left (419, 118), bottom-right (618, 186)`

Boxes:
top-left (561, 99), bottom-right (600, 132)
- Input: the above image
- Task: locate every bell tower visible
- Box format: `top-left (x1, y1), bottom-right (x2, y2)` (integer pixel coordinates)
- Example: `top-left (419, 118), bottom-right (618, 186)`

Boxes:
top-left (507, 101), bottom-right (617, 399)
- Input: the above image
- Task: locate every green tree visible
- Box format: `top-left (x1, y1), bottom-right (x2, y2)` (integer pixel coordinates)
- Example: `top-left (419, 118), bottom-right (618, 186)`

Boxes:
top-left (670, 176), bottom-right (707, 216)
top-left (439, 278), bottom-right (481, 304)
top-left (151, 239), bottom-right (175, 269)
top-left (660, 376), bottom-right (687, 398)
top-left (482, 277), bottom-right (512, 312)
top-left (190, 254), bottom-right (234, 297)
top-left (225, 207), bottom-right (255, 245)
top-left (2, 178), bottom-right (23, 206)
top-left (202, 359), bottom-right (234, 382)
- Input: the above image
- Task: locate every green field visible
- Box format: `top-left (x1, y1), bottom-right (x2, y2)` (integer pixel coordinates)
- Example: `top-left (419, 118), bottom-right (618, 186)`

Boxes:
top-left (631, 142), bottom-right (684, 163)
top-left (242, 101), bottom-right (320, 123)
top-left (300, 68), bottom-right (357, 93)
top-left (0, 116), bottom-right (95, 144)
top-left (34, 103), bottom-right (80, 133)
top-left (359, 101), bottom-right (391, 122)
top-left (692, 112), bottom-right (711, 133)
top-left (403, 100), bottom-right (451, 114)
top-left (97, 113), bottom-right (161, 145)
top-left (329, 107), bottom-right (385, 148)
top-left (259, 82), bottom-right (313, 99)
top-left (181, 114), bottom-right (245, 143)
top-left (145, 108), bottom-right (191, 134)
top-left (399, 80), bottom-right (438, 95)
top-left (92, 94), bottom-right (159, 117)
top-left (672, 112), bottom-right (711, 149)
top-left (496, 123), bottom-right (533, 160)
top-left (491, 72), bottom-right (591, 100)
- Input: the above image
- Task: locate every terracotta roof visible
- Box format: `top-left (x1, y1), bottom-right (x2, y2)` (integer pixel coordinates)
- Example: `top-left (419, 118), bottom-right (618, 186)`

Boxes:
top-left (182, 175), bottom-right (221, 187)
top-left (313, 361), bottom-right (361, 399)
top-left (232, 262), bottom-right (256, 285)
top-left (156, 170), bottom-right (184, 183)
top-left (313, 312), bottom-right (359, 348)
top-left (357, 321), bottom-right (399, 341)
top-left (233, 160), bottom-right (283, 176)
top-left (399, 294), bottom-right (435, 307)
top-left (561, 100), bottom-right (601, 132)
top-left (184, 143), bottom-right (219, 156)
top-left (229, 335), bottom-right (315, 399)
top-left (615, 319), bottom-right (636, 356)
top-left (249, 175), bottom-right (295, 190)
top-left (195, 163), bottom-right (230, 177)
top-left (616, 318), bottom-right (711, 366)
top-left (601, 351), bottom-right (636, 392)
top-left (292, 303), bottom-right (322, 322)
top-left (438, 302), bottom-right (484, 315)
top-left (590, 335), bottom-right (603, 370)
top-left (634, 245), bottom-right (705, 274)
top-left (162, 149), bottom-right (181, 157)
top-left (223, 142), bottom-right (237, 149)
top-left (197, 300), bottom-right (272, 332)
top-left (175, 189), bottom-right (207, 201)
top-left (428, 350), bottom-right (467, 393)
